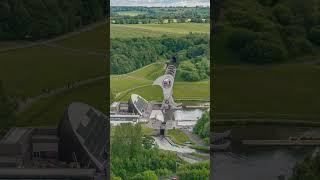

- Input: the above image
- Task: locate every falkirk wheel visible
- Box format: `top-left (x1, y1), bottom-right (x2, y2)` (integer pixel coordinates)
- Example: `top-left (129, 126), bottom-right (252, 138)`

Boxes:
top-left (153, 59), bottom-right (182, 135)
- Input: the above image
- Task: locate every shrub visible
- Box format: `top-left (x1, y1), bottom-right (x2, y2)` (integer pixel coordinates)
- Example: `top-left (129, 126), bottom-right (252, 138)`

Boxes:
top-left (227, 28), bottom-right (256, 50)
top-left (308, 25), bottom-right (320, 45)
top-left (273, 4), bottom-right (294, 25)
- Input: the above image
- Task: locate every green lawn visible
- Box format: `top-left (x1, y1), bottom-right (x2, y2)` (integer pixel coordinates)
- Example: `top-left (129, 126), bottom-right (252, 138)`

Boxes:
top-left (16, 80), bottom-right (107, 126)
top-left (215, 64), bottom-right (320, 120)
top-left (0, 45), bottom-right (106, 97)
top-left (166, 128), bottom-right (191, 145)
top-left (111, 23), bottom-right (209, 38)
top-left (141, 124), bottom-right (155, 136)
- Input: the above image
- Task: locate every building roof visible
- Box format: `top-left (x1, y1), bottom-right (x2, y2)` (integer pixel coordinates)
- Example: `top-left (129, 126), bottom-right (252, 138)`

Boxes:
top-left (67, 102), bottom-right (107, 172)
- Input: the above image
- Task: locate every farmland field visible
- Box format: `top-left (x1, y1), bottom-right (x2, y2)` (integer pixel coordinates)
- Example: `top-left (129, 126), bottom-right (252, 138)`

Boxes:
top-left (111, 23), bottom-right (209, 38)
top-left (116, 11), bottom-right (146, 16)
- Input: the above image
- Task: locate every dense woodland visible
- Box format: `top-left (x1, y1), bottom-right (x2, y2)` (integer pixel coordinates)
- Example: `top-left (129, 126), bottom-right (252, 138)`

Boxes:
top-left (290, 153), bottom-right (320, 180)
top-left (111, 6), bottom-right (210, 24)
top-left (215, 0), bottom-right (320, 64)
top-left (111, 123), bottom-right (181, 179)
top-left (111, 34), bottom-right (210, 81)
top-left (0, 0), bottom-right (106, 40)
top-left (176, 161), bottom-right (210, 179)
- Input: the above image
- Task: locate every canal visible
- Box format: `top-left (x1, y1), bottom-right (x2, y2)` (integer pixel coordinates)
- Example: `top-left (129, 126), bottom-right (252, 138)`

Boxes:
top-left (212, 125), bottom-right (320, 180)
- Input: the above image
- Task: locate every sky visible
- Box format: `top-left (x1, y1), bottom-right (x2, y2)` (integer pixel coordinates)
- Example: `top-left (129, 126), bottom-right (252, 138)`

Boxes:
top-left (110, 0), bottom-right (210, 7)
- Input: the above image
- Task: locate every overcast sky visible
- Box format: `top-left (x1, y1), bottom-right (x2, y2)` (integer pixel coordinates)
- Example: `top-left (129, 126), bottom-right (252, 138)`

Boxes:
top-left (110, 0), bottom-right (210, 7)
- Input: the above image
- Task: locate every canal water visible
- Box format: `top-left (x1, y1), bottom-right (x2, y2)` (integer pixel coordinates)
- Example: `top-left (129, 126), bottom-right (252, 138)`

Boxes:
top-left (174, 109), bottom-right (204, 121)
top-left (212, 125), bottom-right (320, 180)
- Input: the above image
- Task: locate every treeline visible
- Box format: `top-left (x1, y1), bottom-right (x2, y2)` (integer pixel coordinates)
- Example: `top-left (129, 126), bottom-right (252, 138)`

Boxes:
top-left (111, 34), bottom-right (209, 81)
top-left (193, 111), bottom-right (210, 144)
top-left (290, 152), bottom-right (320, 180)
top-left (177, 161), bottom-right (210, 180)
top-left (216, 0), bottom-right (320, 64)
top-left (111, 6), bottom-right (210, 24)
top-left (0, 0), bottom-right (106, 40)
top-left (111, 123), bottom-right (181, 179)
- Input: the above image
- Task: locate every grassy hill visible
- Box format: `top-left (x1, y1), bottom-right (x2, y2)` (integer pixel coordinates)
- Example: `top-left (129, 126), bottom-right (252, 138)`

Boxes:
top-left (17, 80), bottom-right (106, 126)
top-left (111, 23), bottom-right (209, 38)
top-left (111, 62), bottom-right (210, 101)
top-left (0, 23), bottom-right (107, 97)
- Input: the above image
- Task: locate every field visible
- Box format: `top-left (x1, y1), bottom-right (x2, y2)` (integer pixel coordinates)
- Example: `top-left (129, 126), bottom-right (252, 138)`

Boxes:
top-left (111, 62), bottom-right (210, 101)
top-left (116, 11), bottom-right (146, 16)
top-left (111, 23), bottom-right (209, 38)
top-left (0, 23), bottom-right (108, 97)
top-left (215, 64), bottom-right (320, 120)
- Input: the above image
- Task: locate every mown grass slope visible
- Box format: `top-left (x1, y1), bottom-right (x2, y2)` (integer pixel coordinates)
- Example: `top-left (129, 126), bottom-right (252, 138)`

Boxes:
top-left (111, 62), bottom-right (210, 101)
top-left (0, 23), bottom-right (108, 97)
top-left (17, 80), bottom-right (106, 126)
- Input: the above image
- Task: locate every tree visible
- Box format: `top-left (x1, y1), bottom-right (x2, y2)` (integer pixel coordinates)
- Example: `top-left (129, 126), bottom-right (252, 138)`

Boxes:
top-left (142, 136), bottom-right (155, 150)
top-left (308, 25), bottom-right (320, 45)
top-left (273, 4), bottom-right (294, 25)
top-left (193, 111), bottom-right (210, 140)
top-left (177, 161), bottom-right (210, 180)
top-left (0, 81), bottom-right (16, 130)
top-left (290, 153), bottom-right (320, 180)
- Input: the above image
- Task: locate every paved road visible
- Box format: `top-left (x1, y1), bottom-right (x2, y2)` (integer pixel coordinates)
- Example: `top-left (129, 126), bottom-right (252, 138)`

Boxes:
top-left (153, 136), bottom-right (196, 153)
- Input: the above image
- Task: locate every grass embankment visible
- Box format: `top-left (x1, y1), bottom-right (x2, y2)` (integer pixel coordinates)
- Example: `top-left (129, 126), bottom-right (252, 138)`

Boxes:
top-left (190, 145), bottom-right (210, 153)
top-left (215, 64), bottom-right (320, 120)
top-left (141, 125), bottom-right (155, 136)
top-left (54, 23), bottom-right (107, 51)
top-left (16, 80), bottom-right (106, 126)
top-left (111, 23), bottom-right (209, 38)
top-left (111, 63), bottom-right (210, 101)
top-left (0, 23), bottom-right (107, 97)
top-left (166, 129), bottom-right (191, 145)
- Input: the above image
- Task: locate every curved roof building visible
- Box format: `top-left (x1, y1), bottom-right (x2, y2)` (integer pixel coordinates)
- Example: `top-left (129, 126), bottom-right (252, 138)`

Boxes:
top-left (128, 94), bottom-right (150, 116)
top-left (58, 102), bottom-right (107, 173)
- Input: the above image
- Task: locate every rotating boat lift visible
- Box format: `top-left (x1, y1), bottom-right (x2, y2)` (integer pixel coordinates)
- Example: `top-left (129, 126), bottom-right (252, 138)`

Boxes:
top-left (152, 59), bottom-right (182, 135)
